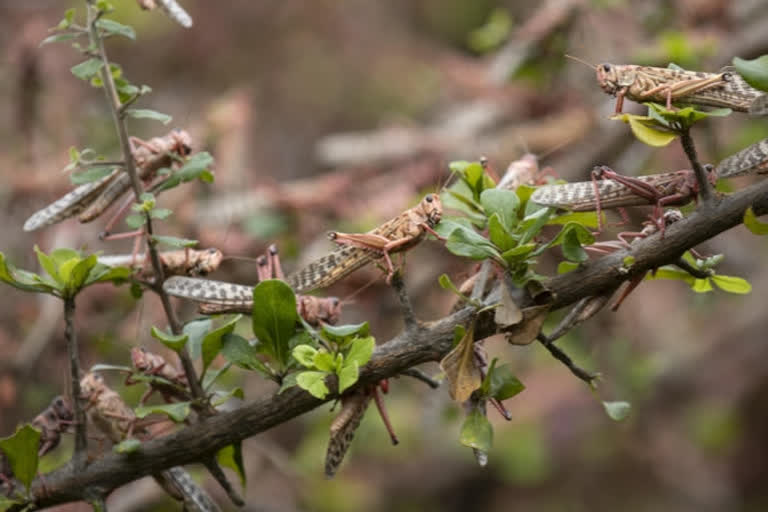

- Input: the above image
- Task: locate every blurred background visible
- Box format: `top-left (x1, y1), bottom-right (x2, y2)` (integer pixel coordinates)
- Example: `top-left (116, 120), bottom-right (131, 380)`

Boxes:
top-left (2, 0), bottom-right (768, 510)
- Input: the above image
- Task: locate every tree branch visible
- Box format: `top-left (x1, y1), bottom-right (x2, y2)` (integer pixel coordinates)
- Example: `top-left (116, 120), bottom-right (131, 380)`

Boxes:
top-left (15, 175), bottom-right (768, 510)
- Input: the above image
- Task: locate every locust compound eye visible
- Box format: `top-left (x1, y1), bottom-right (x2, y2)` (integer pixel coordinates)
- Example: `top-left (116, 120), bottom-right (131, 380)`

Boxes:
top-left (425, 194), bottom-right (434, 203)
top-left (332, 298), bottom-right (340, 307)
top-left (602, 63), bottom-right (611, 72)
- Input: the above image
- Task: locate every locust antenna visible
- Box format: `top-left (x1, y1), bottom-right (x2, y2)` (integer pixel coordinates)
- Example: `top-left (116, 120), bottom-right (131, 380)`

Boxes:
top-left (565, 54), bottom-right (597, 69)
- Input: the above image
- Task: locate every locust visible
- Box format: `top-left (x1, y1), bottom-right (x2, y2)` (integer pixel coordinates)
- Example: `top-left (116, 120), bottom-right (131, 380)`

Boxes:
top-left (715, 137), bottom-right (768, 178)
top-left (164, 245), bottom-right (343, 326)
top-left (127, 347), bottom-right (191, 404)
top-left (165, 194), bottom-right (443, 316)
top-left (23, 129), bottom-right (192, 232)
top-left (575, 56), bottom-right (766, 114)
top-left (325, 381), bottom-right (398, 478)
top-left (80, 372), bottom-right (219, 512)
top-left (530, 165), bottom-right (715, 235)
top-left (98, 248), bottom-right (223, 278)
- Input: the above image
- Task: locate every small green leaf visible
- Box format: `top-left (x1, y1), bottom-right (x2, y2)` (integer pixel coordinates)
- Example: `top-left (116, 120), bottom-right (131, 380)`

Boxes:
top-left (0, 253), bottom-right (54, 294)
top-left (321, 322), bottom-right (370, 342)
top-left (70, 165), bottom-right (116, 185)
top-left (446, 226), bottom-right (502, 261)
top-left (217, 443), bottom-right (246, 487)
top-left (40, 32), bottom-right (85, 46)
top-left (151, 326), bottom-right (189, 352)
top-left (612, 113), bottom-right (678, 146)
top-left (486, 363), bottom-right (525, 401)
top-left (96, 18), bottom-right (136, 39)
top-left (149, 208), bottom-right (173, 220)
top-left (221, 333), bottom-right (270, 375)
top-left (546, 210), bottom-right (600, 229)
top-left (500, 243), bottom-right (536, 264)
top-left (602, 401), bottom-right (631, 421)
top-left (313, 351), bottom-right (336, 372)
top-left (557, 261), bottom-right (579, 274)
top-left (733, 55), bottom-right (768, 93)
top-left (743, 207), bottom-right (768, 235)
top-left (70, 58), bottom-right (104, 81)
top-left (201, 315), bottom-right (241, 376)
top-left (488, 214), bottom-right (517, 253)
top-left (337, 361), bottom-right (359, 394)
top-left (459, 408), bottom-right (493, 453)
top-left (124, 108), bottom-right (172, 125)
top-left (114, 438), bottom-right (142, 453)
top-left (623, 255), bottom-right (636, 266)
top-left (562, 227), bottom-right (589, 262)
top-left (711, 275), bottom-right (752, 294)
top-left (35, 246), bottom-right (62, 285)
top-left (692, 278), bottom-right (714, 293)
top-left (438, 273), bottom-right (469, 300)
top-left (518, 207), bottom-right (553, 244)
top-left (135, 402), bottom-right (191, 423)
top-left (480, 188), bottom-right (520, 229)
top-left (183, 318), bottom-right (213, 361)
top-left (125, 213), bottom-right (147, 228)
top-left (153, 152), bottom-right (215, 193)
top-left (277, 372), bottom-right (299, 394)
top-left (292, 344), bottom-right (318, 368)
top-left (251, 280), bottom-right (299, 368)
top-left (0, 424), bottom-right (41, 491)
top-left (296, 371), bottom-right (329, 399)
top-left (345, 336), bottom-right (375, 368)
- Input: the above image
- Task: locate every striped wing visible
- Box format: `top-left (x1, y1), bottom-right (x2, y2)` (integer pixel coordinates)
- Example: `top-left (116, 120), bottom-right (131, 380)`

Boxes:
top-left (286, 244), bottom-right (377, 294)
top-left (23, 169), bottom-right (120, 231)
top-left (164, 276), bottom-right (254, 306)
top-left (158, 0), bottom-right (193, 28)
top-left (325, 391), bottom-right (372, 478)
top-left (715, 138), bottom-right (768, 178)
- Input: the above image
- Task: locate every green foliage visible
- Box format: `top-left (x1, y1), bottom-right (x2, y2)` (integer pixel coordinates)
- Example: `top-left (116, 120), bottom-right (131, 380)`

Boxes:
top-left (250, 280), bottom-right (298, 370)
top-left (467, 8), bottom-right (512, 53)
top-left (0, 248), bottom-right (130, 299)
top-left (743, 207), bottom-right (768, 235)
top-left (647, 252), bottom-right (751, 295)
top-left (124, 108), bottom-right (172, 125)
top-left (459, 407), bottom-right (493, 453)
top-left (153, 152), bottom-right (215, 193)
top-left (150, 326), bottom-right (189, 352)
top-left (733, 55), bottom-right (768, 92)
top-left (217, 443), bottom-right (246, 488)
top-left (291, 322), bottom-right (375, 399)
top-left (0, 425), bottom-right (41, 494)
top-left (135, 402), bottom-right (191, 423)
top-left (602, 400), bottom-right (632, 421)
top-left (480, 359), bottom-right (526, 401)
top-left (612, 103), bottom-right (731, 146)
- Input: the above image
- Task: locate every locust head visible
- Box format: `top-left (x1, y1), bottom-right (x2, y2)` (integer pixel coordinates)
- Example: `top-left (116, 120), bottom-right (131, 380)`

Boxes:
top-left (419, 193), bottom-right (442, 227)
top-left (171, 129), bottom-right (193, 156)
top-left (194, 248), bottom-right (224, 276)
top-left (596, 63), bottom-right (636, 95)
top-left (80, 372), bottom-right (107, 401)
top-left (51, 396), bottom-right (74, 422)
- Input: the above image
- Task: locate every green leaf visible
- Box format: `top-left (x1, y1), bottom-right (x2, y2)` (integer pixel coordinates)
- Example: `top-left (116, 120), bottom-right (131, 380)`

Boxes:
top-left (149, 208), bottom-right (173, 220)
top-left (337, 361), bottom-right (359, 394)
top-left (500, 243), bottom-right (536, 264)
top-left (277, 372), bottom-right (299, 394)
top-left (0, 495), bottom-right (24, 510)
top-left (221, 333), bottom-right (271, 375)
top-left (468, 8), bottom-right (512, 53)
top-left (134, 402), bottom-right (191, 423)
top-left (125, 213), bottom-right (147, 229)
top-left (204, 363), bottom-right (235, 392)
top-left (150, 235), bottom-right (198, 249)
top-left (459, 408), bottom-right (493, 453)
top-left (445, 226), bottom-right (502, 261)
top-left (124, 108), bottom-right (172, 125)
top-left (733, 55), bottom-right (768, 93)
top-left (0, 253), bottom-right (55, 295)
top-left (183, 318), bottom-right (213, 361)
top-left (345, 336), bottom-right (375, 367)
top-left (251, 280), bottom-right (299, 368)
top-left (70, 58), bottom-right (104, 81)
top-left (296, 371), bottom-right (329, 399)
top-left (201, 315), bottom-right (241, 376)
top-left (313, 351), bottom-right (336, 372)
top-left (89, 363), bottom-right (132, 373)
top-left (35, 246), bottom-right (62, 285)
top-left (711, 275), bottom-right (752, 294)
top-left (692, 278), bottom-right (714, 293)
top-left (40, 32), bottom-right (85, 46)
top-left (486, 363), bottom-right (525, 400)
top-left (292, 344), bottom-right (318, 368)
top-left (95, 18), bottom-right (136, 39)
top-left (488, 214), bottom-right (517, 253)
top-left (153, 152), bottom-right (215, 193)
top-left (480, 188), bottom-right (520, 228)
top-left (438, 273), bottom-right (470, 301)
top-left (612, 113), bottom-right (678, 146)
top-left (602, 401), bottom-right (631, 421)
top-left (70, 165), bottom-right (116, 185)
top-left (321, 322), bottom-right (370, 342)
top-left (518, 207), bottom-right (552, 244)
top-left (546, 210), bottom-right (600, 229)
top-left (84, 263), bottom-right (132, 286)
top-left (743, 207), bottom-right (768, 235)
top-left (562, 227), bottom-right (589, 263)
top-left (0, 424), bottom-right (41, 491)
top-left (151, 326), bottom-right (189, 352)
top-left (217, 443), bottom-right (246, 487)
top-left (114, 438), bottom-right (142, 453)
top-left (557, 261), bottom-right (579, 274)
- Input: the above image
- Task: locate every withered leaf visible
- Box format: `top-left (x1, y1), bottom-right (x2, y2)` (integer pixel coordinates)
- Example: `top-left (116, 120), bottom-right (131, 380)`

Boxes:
top-left (440, 324), bottom-right (482, 402)
top-left (504, 304), bottom-right (550, 345)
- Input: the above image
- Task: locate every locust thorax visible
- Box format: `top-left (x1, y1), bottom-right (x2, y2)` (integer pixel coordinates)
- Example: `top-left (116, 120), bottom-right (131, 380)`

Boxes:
top-left (596, 63), bottom-right (636, 94)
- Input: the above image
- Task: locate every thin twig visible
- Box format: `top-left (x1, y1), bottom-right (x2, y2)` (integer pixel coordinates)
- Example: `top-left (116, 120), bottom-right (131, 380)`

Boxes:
top-left (536, 333), bottom-right (598, 385)
top-left (680, 128), bottom-right (713, 204)
top-left (203, 458), bottom-right (244, 506)
top-left (390, 272), bottom-right (418, 331)
top-left (64, 297), bottom-right (87, 469)
top-left (673, 257), bottom-right (712, 279)
top-left (399, 368), bottom-right (440, 389)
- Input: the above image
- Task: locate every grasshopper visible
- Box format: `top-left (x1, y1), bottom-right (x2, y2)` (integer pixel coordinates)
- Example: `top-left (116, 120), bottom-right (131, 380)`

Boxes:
top-left (165, 194), bottom-right (443, 316)
top-left (127, 347), bottom-right (192, 404)
top-left (80, 372), bottom-right (219, 511)
top-left (98, 248), bottom-right (223, 278)
top-left (23, 129), bottom-right (192, 232)
top-left (325, 381), bottom-right (398, 478)
top-left (530, 165), bottom-right (715, 235)
top-left (575, 56), bottom-right (765, 114)
top-left (164, 245), bottom-right (343, 326)
top-left (715, 137), bottom-right (768, 178)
